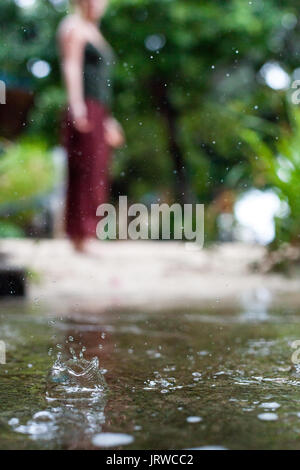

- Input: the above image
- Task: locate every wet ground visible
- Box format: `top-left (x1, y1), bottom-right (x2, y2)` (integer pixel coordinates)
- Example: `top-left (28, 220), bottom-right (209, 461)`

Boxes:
top-left (1, 301), bottom-right (300, 450)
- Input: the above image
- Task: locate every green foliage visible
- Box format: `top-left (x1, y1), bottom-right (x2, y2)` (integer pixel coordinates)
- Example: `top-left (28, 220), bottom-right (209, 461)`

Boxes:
top-left (0, 220), bottom-right (24, 238)
top-left (0, 138), bottom-right (54, 206)
top-left (1, 0), bottom-right (300, 243)
top-left (0, 138), bottom-right (54, 235)
top-left (242, 105), bottom-right (300, 247)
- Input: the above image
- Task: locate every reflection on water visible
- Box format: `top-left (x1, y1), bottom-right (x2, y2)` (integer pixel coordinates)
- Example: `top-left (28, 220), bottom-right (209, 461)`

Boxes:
top-left (9, 404), bottom-right (107, 447)
top-left (2, 302), bottom-right (300, 449)
top-left (8, 353), bottom-right (108, 448)
top-left (239, 287), bottom-right (273, 322)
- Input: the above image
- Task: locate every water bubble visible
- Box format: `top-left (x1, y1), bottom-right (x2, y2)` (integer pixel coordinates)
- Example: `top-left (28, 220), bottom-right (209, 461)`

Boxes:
top-left (259, 402), bottom-right (280, 410)
top-left (92, 433), bottom-right (134, 448)
top-left (186, 416), bottom-right (203, 423)
top-left (8, 418), bottom-right (19, 426)
top-left (69, 347), bottom-right (76, 359)
top-left (197, 351), bottom-right (209, 356)
top-left (33, 411), bottom-right (54, 422)
top-left (258, 413), bottom-right (278, 421)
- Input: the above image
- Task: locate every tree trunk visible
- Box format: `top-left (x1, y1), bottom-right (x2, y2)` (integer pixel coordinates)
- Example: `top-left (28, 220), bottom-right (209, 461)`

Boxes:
top-left (150, 79), bottom-right (193, 204)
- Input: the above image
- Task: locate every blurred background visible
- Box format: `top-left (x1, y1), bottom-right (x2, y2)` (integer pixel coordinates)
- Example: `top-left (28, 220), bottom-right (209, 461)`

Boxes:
top-left (0, 0), bottom-right (300, 261)
top-left (2, 2), bottom-right (300, 450)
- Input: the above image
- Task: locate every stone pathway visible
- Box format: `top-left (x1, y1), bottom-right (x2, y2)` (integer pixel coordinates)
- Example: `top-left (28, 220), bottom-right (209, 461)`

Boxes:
top-left (1, 239), bottom-right (299, 315)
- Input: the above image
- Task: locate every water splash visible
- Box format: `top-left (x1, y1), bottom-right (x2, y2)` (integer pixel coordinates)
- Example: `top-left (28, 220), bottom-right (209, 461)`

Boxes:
top-left (10, 354), bottom-right (108, 446)
top-left (46, 354), bottom-right (108, 401)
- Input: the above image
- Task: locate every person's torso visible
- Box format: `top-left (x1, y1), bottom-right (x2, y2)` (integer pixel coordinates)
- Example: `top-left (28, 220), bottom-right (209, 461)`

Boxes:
top-left (83, 42), bottom-right (115, 107)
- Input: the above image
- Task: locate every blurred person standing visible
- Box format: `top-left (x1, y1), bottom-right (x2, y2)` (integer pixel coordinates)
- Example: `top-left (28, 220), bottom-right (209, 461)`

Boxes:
top-left (58, 0), bottom-right (124, 253)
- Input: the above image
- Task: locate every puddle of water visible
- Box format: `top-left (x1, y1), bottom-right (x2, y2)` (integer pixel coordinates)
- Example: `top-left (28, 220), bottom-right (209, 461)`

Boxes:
top-left (1, 306), bottom-right (300, 449)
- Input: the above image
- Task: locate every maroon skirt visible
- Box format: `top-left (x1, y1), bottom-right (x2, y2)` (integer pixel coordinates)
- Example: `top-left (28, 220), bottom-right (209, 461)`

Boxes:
top-left (62, 99), bottom-right (112, 240)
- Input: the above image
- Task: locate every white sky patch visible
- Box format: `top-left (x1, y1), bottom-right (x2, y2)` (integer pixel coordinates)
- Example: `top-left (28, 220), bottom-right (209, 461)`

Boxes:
top-left (234, 189), bottom-right (282, 245)
top-left (14, 0), bottom-right (36, 8)
top-left (145, 34), bottom-right (166, 51)
top-left (49, 0), bottom-right (64, 5)
top-left (48, 0), bottom-right (67, 10)
top-left (277, 155), bottom-right (294, 183)
top-left (281, 13), bottom-right (298, 30)
top-left (30, 60), bottom-right (51, 79)
top-left (292, 67), bottom-right (300, 81)
top-left (260, 62), bottom-right (290, 90)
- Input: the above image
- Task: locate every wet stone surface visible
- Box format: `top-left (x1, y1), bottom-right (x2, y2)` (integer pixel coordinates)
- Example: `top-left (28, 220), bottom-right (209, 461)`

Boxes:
top-left (1, 305), bottom-right (300, 449)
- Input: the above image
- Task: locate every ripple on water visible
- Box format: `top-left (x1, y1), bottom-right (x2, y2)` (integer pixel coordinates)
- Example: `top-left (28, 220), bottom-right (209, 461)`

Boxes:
top-left (9, 405), bottom-right (107, 444)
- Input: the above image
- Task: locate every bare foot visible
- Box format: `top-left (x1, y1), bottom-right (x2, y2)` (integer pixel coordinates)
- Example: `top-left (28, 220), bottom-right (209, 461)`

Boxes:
top-left (72, 238), bottom-right (87, 254)
top-left (72, 239), bottom-right (102, 258)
